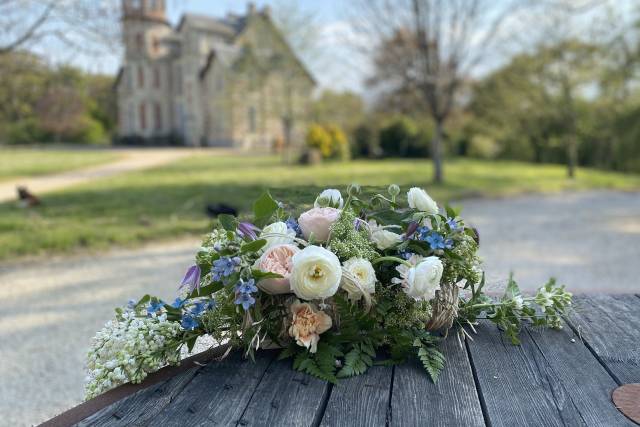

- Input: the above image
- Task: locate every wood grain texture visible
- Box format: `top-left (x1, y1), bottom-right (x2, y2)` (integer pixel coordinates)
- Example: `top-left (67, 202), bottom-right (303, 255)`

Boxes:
top-left (75, 368), bottom-right (200, 426)
top-left (468, 320), bottom-right (634, 426)
top-left (150, 350), bottom-right (276, 426)
top-left (566, 294), bottom-right (640, 384)
top-left (237, 358), bottom-right (330, 427)
top-left (319, 364), bottom-right (392, 427)
top-left (391, 335), bottom-right (485, 427)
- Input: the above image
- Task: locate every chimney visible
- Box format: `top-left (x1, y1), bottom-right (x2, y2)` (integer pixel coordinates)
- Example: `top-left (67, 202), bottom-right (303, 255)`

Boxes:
top-left (262, 5), bottom-right (271, 17)
top-left (247, 2), bottom-right (256, 15)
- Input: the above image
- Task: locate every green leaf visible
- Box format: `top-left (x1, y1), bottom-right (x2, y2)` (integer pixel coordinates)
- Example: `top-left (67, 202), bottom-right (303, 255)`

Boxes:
top-left (253, 192), bottom-right (279, 227)
top-left (136, 294), bottom-right (151, 307)
top-left (186, 336), bottom-right (198, 352)
top-left (417, 344), bottom-right (446, 383)
top-left (218, 214), bottom-right (237, 232)
top-left (187, 281), bottom-right (223, 299)
top-left (251, 269), bottom-right (284, 280)
top-left (241, 239), bottom-right (267, 254)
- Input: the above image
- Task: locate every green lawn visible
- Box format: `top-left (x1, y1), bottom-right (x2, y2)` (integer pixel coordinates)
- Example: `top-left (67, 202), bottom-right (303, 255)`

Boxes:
top-left (1, 154), bottom-right (639, 260)
top-left (0, 147), bottom-right (120, 181)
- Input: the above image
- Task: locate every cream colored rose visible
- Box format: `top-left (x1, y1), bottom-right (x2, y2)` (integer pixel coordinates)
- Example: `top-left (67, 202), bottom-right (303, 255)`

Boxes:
top-left (298, 207), bottom-right (340, 242)
top-left (404, 256), bottom-right (443, 301)
top-left (288, 300), bottom-right (332, 353)
top-left (368, 220), bottom-right (402, 250)
top-left (407, 187), bottom-right (439, 215)
top-left (340, 257), bottom-right (376, 302)
top-left (290, 245), bottom-right (342, 300)
top-left (260, 221), bottom-right (296, 249)
top-left (254, 244), bottom-right (300, 294)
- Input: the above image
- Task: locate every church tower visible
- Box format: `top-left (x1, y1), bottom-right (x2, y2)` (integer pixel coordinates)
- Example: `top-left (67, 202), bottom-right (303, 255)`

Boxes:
top-left (119, 0), bottom-right (172, 139)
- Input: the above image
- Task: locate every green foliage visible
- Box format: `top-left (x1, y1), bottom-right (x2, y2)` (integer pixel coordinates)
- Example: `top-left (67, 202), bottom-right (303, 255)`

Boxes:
top-left (253, 191), bottom-right (279, 227)
top-left (378, 116), bottom-right (431, 158)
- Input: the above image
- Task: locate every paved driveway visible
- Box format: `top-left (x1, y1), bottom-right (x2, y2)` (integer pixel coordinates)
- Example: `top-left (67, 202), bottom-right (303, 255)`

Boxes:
top-left (1, 190), bottom-right (639, 426)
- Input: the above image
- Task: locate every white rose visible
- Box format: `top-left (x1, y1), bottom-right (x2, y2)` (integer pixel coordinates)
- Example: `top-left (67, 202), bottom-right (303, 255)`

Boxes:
top-left (341, 258), bottom-right (376, 301)
top-left (260, 221), bottom-right (296, 249)
top-left (290, 245), bottom-right (342, 300)
top-left (407, 187), bottom-right (439, 215)
top-left (314, 189), bottom-right (344, 209)
top-left (368, 220), bottom-right (402, 250)
top-left (404, 256), bottom-right (443, 301)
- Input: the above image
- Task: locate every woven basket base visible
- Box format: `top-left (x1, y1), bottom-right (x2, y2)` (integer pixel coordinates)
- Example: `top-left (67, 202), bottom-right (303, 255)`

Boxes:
top-left (612, 383), bottom-right (640, 425)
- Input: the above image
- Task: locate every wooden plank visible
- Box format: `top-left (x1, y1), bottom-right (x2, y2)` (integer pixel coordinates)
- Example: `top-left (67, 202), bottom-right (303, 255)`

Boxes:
top-left (566, 294), bottom-right (640, 384)
top-left (75, 368), bottom-right (200, 427)
top-left (237, 358), bottom-right (330, 427)
top-left (151, 350), bottom-right (277, 426)
top-left (390, 335), bottom-right (485, 427)
top-left (468, 320), bottom-right (634, 426)
top-left (319, 364), bottom-right (392, 427)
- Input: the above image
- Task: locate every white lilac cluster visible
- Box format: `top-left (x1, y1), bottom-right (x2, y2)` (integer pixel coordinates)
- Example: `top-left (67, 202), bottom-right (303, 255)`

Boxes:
top-left (85, 312), bottom-right (182, 399)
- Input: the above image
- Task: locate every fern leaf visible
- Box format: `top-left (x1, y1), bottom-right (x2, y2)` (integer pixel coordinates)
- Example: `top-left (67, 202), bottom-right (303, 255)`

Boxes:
top-left (418, 345), bottom-right (446, 383)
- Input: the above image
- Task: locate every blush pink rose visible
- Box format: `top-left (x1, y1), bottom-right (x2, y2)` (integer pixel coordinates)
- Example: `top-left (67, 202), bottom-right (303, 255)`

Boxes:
top-left (298, 207), bottom-right (340, 242)
top-left (255, 244), bottom-right (300, 294)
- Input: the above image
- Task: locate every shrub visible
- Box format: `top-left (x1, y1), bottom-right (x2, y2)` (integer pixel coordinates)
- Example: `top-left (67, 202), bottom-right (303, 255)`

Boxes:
top-left (378, 116), bottom-right (431, 158)
top-left (305, 123), bottom-right (350, 161)
top-left (6, 119), bottom-right (45, 144)
top-left (467, 135), bottom-right (501, 159)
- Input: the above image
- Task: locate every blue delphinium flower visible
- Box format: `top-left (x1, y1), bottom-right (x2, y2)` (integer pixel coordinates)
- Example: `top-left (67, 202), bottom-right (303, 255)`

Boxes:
top-left (398, 249), bottom-right (414, 260)
top-left (237, 222), bottom-right (260, 240)
top-left (446, 218), bottom-right (460, 231)
top-left (212, 256), bottom-right (241, 281)
top-left (235, 293), bottom-right (256, 311)
top-left (147, 300), bottom-right (165, 315)
top-left (234, 278), bottom-right (257, 311)
top-left (235, 279), bottom-right (258, 295)
top-left (425, 232), bottom-right (454, 250)
top-left (127, 299), bottom-right (137, 310)
top-left (171, 298), bottom-right (185, 309)
top-left (285, 217), bottom-right (302, 237)
top-left (181, 314), bottom-right (199, 330)
top-left (416, 226), bottom-right (431, 241)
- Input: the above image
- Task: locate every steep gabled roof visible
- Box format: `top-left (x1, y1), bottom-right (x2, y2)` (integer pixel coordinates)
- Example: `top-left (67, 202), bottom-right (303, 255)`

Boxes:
top-left (176, 13), bottom-right (247, 38)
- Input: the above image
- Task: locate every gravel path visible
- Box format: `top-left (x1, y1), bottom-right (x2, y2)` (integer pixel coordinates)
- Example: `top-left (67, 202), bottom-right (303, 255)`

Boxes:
top-left (0, 148), bottom-right (232, 203)
top-left (1, 190), bottom-right (639, 426)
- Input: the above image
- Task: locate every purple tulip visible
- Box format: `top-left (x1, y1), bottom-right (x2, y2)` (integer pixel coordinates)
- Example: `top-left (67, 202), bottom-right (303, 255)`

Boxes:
top-left (180, 264), bottom-right (201, 292)
top-left (404, 221), bottom-right (419, 240)
top-left (237, 222), bottom-right (260, 240)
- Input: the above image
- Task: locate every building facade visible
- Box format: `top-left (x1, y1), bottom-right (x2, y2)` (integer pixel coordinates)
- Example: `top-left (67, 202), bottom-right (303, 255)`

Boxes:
top-left (115, 0), bottom-right (315, 149)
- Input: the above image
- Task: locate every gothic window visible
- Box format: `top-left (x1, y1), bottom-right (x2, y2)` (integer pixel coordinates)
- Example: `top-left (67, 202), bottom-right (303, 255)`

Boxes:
top-left (137, 65), bottom-right (144, 88)
top-left (135, 33), bottom-right (144, 52)
top-left (126, 66), bottom-right (133, 91)
top-left (248, 106), bottom-right (257, 133)
top-left (153, 67), bottom-right (160, 88)
top-left (152, 37), bottom-right (160, 53)
top-left (127, 104), bottom-right (134, 133)
top-left (175, 65), bottom-right (183, 95)
top-left (139, 103), bottom-right (147, 130)
top-left (154, 103), bottom-right (162, 130)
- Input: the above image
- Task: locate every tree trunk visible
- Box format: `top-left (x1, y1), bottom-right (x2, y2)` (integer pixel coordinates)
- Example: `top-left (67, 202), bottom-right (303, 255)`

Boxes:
top-left (432, 119), bottom-right (444, 183)
top-left (566, 135), bottom-right (577, 179)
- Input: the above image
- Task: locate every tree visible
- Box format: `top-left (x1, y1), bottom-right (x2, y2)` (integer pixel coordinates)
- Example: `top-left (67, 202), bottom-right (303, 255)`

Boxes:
top-left (355, 0), bottom-right (523, 183)
top-left (0, 0), bottom-right (123, 58)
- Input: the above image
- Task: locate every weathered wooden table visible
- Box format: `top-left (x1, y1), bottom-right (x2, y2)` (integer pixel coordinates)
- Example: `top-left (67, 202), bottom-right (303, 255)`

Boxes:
top-left (44, 294), bottom-right (640, 426)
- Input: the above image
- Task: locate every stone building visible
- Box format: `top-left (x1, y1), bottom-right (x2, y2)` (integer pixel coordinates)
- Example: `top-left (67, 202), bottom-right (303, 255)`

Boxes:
top-left (115, 0), bottom-right (315, 149)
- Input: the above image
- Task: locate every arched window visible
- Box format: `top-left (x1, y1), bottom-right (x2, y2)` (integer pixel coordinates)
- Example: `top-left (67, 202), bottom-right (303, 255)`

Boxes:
top-left (135, 33), bottom-right (144, 52)
top-left (153, 67), bottom-right (160, 88)
top-left (137, 65), bottom-right (144, 88)
top-left (139, 103), bottom-right (147, 130)
top-left (248, 106), bottom-right (257, 133)
top-left (154, 103), bottom-right (162, 130)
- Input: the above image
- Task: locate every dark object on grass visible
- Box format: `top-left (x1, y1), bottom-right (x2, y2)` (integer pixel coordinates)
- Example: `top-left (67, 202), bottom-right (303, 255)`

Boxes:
top-left (17, 186), bottom-right (41, 207)
top-left (206, 203), bottom-right (238, 218)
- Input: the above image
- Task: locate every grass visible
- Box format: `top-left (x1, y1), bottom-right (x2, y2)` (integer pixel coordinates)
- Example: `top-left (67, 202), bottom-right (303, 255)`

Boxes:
top-left (0, 147), bottom-right (120, 181)
top-left (1, 154), bottom-right (639, 260)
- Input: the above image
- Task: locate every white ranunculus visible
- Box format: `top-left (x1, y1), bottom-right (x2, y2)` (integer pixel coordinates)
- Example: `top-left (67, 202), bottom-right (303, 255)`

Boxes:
top-left (260, 221), bottom-right (296, 249)
top-left (368, 220), bottom-right (402, 250)
top-left (314, 189), bottom-right (344, 209)
top-left (407, 187), bottom-right (439, 215)
top-left (290, 245), bottom-right (342, 300)
top-left (341, 258), bottom-right (377, 301)
top-left (404, 256), bottom-right (443, 301)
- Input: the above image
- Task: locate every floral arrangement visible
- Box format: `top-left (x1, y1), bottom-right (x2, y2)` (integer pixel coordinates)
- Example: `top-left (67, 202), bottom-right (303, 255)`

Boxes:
top-left (85, 185), bottom-right (572, 399)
